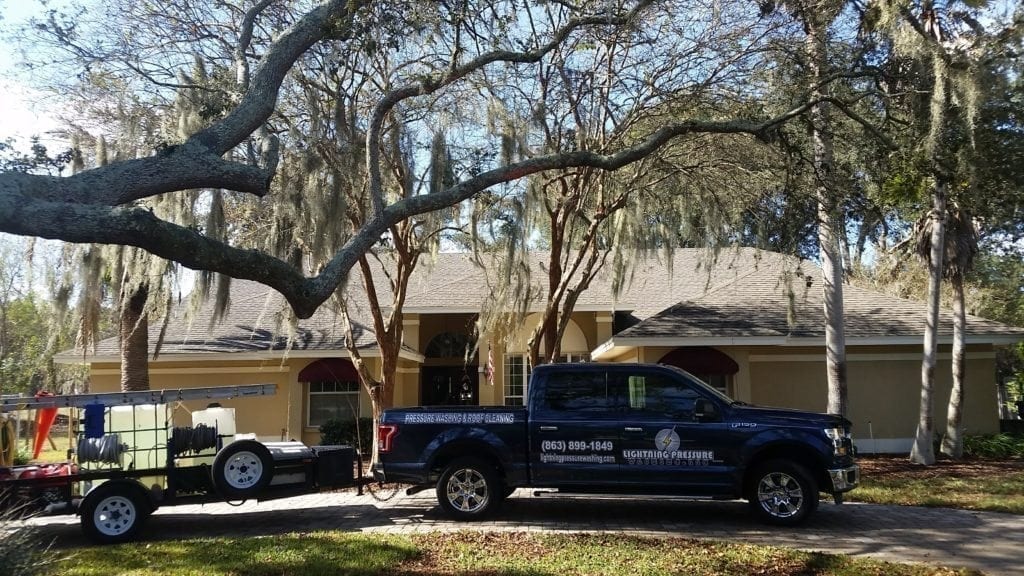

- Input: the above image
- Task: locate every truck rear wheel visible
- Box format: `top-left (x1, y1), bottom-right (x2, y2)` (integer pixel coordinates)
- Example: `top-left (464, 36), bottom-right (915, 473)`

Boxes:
top-left (436, 457), bottom-right (502, 520)
top-left (213, 440), bottom-right (274, 499)
top-left (748, 459), bottom-right (818, 526)
top-left (80, 483), bottom-right (150, 544)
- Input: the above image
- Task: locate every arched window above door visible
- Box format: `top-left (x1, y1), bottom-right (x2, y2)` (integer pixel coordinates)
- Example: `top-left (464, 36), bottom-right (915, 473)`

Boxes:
top-left (424, 332), bottom-right (476, 359)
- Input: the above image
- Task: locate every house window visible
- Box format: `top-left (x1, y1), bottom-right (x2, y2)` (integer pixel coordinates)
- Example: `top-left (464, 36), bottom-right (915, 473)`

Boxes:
top-left (694, 373), bottom-right (733, 398)
top-left (505, 355), bottom-right (528, 406)
top-left (308, 380), bottom-right (361, 427)
top-left (504, 353), bottom-right (590, 406)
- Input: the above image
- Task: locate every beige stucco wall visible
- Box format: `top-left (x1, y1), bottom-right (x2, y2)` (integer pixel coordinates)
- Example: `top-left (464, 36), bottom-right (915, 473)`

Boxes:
top-left (746, 344), bottom-right (999, 450)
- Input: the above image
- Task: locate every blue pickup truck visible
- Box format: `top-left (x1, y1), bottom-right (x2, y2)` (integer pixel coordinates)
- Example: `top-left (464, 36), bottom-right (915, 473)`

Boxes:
top-left (373, 363), bottom-right (858, 525)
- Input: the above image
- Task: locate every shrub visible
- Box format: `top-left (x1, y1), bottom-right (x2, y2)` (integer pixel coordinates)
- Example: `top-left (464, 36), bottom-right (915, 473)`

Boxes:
top-left (319, 417), bottom-right (374, 455)
top-left (963, 433), bottom-right (1024, 459)
top-left (13, 451), bottom-right (29, 466)
top-left (0, 510), bottom-right (52, 576)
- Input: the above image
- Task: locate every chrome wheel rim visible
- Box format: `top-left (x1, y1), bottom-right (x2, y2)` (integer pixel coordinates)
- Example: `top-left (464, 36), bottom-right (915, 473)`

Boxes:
top-left (94, 495), bottom-right (137, 537)
top-left (757, 472), bottom-right (805, 518)
top-left (445, 467), bottom-right (490, 513)
top-left (223, 450), bottom-right (264, 489)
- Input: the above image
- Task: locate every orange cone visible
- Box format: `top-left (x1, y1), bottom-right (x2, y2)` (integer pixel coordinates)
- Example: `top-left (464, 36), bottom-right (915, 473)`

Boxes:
top-left (32, 392), bottom-right (58, 459)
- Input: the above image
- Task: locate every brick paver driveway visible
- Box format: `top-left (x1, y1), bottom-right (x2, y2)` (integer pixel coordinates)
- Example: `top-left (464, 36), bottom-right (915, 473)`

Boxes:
top-left (31, 489), bottom-right (1024, 575)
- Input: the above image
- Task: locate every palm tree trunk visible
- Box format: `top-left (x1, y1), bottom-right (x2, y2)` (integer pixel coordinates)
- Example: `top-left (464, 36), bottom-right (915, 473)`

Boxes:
top-left (807, 11), bottom-right (848, 417)
top-left (120, 283), bottom-right (150, 392)
top-left (941, 273), bottom-right (966, 459)
top-left (910, 182), bottom-right (947, 465)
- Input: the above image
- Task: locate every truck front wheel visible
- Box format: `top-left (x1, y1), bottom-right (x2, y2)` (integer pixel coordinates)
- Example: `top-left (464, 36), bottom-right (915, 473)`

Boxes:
top-left (748, 460), bottom-right (818, 526)
top-left (436, 457), bottom-right (502, 520)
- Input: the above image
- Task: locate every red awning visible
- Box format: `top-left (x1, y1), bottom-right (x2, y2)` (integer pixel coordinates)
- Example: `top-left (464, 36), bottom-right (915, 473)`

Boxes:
top-left (298, 358), bottom-right (358, 382)
top-left (658, 347), bottom-right (738, 375)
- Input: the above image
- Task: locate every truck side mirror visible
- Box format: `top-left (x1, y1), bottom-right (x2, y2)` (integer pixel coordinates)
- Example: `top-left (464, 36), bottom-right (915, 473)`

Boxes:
top-left (694, 398), bottom-right (720, 423)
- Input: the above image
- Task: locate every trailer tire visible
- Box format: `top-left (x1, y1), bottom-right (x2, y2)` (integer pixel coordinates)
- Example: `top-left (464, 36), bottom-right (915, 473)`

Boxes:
top-left (213, 440), bottom-right (274, 499)
top-left (436, 457), bottom-right (502, 520)
top-left (80, 482), bottom-right (150, 544)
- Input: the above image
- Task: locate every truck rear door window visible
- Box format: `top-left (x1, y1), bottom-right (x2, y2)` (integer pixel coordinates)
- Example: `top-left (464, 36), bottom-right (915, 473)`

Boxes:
top-left (542, 372), bottom-right (611, 413)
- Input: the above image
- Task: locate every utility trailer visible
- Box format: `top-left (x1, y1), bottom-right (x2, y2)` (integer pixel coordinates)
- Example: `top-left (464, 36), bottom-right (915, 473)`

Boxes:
top-left (0, 385), bottom-right (367, 544)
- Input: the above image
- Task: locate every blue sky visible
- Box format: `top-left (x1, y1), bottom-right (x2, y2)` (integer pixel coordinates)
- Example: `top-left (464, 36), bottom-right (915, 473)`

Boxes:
top-left (0, 0), bottom-right (71, 150)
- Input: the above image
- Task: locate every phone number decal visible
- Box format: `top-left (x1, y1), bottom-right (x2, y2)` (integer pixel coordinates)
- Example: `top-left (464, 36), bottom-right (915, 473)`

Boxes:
top-left (541, 440), bottom-right (614, 452)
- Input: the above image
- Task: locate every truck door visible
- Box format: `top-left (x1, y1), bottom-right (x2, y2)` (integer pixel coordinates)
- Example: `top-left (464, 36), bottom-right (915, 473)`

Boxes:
top-left (615, 368), bottom-right (734, 493)
top-left (529, 370), bottom-right (623, 486)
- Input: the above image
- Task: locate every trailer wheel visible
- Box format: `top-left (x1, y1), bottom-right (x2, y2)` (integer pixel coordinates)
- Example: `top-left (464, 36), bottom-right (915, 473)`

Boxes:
top-left (80, 483), bottom-right (149, 544)
top-left (213, 440), bottom-right (274, 499)
top-left (436, 457), bottom-right (502, 520)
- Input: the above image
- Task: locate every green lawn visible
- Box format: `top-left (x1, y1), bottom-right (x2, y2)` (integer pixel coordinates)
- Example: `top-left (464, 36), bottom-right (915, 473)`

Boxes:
top-left (37, 532), bottom-right (978, 576)
top-left (848, 457), bottom-right (1024, 514)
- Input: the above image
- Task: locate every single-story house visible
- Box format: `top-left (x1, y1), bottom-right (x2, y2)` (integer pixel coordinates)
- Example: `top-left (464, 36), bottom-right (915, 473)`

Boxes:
top-left (57, 248), bottom-right (1024, 453)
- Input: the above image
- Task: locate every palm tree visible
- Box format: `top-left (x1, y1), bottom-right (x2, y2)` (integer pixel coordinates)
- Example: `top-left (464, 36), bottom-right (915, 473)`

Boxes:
top-left (940, 205), bottom-right (979, 458)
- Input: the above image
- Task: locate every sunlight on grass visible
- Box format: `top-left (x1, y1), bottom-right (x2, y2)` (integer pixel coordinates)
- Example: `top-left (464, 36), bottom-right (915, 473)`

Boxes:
top-left (44, 533), bottom-right (418, 576)
top-left (39, 531), bottom-right (982, 576)
top-left (850, 473), bottom-right (1024, 514)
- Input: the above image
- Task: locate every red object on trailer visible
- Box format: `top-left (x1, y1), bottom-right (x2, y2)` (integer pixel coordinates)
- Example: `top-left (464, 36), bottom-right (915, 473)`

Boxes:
top-left (32, 392), bottom-right (59, 459)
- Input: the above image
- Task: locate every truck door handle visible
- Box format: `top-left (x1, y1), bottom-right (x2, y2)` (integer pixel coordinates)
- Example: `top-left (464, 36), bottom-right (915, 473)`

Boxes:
top-left (539, 426), bottom-right (558, 431)
top-left (624, 427), bottom-right (643, 433)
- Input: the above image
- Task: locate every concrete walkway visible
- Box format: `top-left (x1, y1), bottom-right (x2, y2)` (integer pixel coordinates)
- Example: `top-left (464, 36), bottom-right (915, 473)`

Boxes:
top-left (30, 489), bottom-right (1024, 575)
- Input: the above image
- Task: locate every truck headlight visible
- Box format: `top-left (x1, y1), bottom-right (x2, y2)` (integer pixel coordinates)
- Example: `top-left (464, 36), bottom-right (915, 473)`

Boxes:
top-left (824, 427), bottom-right (845, 441)
top-left (824, 427), bottom-right (849, 456)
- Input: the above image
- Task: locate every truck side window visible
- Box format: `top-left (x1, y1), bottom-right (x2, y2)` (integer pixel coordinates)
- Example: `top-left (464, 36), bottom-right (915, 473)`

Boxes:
top-left (542, 372), bottom-right (610, 413)
top-left (622, 373), bottom-right (700, 419)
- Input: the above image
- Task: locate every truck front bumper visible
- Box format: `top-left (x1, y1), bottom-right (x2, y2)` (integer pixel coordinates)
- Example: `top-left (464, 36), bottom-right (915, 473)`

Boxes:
top-left (828, 464), bottom-right (860, 492)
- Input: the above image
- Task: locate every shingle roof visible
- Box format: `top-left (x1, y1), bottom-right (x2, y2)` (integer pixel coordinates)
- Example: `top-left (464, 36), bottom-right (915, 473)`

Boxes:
top-left (615, 251), bottom-right (1024, 342)
top-left (66, 248), bottom-right (1024, 361)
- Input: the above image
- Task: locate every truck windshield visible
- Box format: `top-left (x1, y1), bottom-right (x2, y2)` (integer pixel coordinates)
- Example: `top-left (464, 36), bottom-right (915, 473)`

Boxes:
top-left (662, 365), bottom-right (735, 405)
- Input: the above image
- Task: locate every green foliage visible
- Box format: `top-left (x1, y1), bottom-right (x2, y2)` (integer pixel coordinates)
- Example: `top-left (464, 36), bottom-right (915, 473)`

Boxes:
top-left (963, 434), bottom-right (1024, 459)
top-left (13, 450), bottom-right (30, 466)
top-left (319, 417), bottom-right (374, 455)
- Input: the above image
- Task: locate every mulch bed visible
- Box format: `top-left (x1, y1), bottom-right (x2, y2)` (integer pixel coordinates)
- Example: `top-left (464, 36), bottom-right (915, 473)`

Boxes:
top-left (858, 455), bottom-right (1024, 481)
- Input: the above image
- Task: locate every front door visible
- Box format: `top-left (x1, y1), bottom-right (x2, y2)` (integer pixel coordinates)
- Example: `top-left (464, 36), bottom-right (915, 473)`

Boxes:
top-left (421, 366), bottom-right (478, 406)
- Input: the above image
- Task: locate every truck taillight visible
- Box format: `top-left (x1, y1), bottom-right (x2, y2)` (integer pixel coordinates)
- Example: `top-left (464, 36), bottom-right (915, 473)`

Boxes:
top-left (378, 424), bottom-right (398, 453)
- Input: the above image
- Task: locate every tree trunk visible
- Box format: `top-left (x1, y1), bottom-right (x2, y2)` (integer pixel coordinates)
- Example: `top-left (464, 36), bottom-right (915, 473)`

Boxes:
top-left (941, 273), bottom-right (967, 459)
top-left (807, 13), bottom-right (848, 417)
top-left (910, 181), bottom-right (947, 465)
top-left (119, 282), bottom-right (150, 392)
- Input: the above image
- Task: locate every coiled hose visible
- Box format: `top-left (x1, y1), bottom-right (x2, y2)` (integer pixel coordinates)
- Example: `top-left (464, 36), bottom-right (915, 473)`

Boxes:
top-left (0, 417), bottom-right (15, 467)
top-left (171, 424), bottom-right (218, 456)
top-left (77, 434), bottom-right (126, 464)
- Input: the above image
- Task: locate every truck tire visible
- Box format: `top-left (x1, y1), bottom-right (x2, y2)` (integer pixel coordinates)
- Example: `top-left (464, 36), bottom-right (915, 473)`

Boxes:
top-left (748, 459), bottom-right (818, 526)
top-left (436, 457), bottom-right (502, 520)
top-left (213, 440), bottom-right (274, 499)
top-left (80, 482), bottom-right (150, 544)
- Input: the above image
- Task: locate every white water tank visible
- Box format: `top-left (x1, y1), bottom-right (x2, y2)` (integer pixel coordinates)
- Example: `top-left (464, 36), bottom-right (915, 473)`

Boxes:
top-left (106, 404), bottom-right (169, 471)
top-left (191, 405), bottom-right (237, 440)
